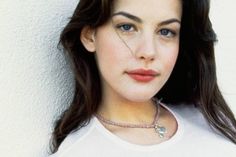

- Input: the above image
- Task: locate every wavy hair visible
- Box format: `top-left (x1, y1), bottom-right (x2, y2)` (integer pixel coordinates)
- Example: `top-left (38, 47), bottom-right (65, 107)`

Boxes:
top-left (51, 0), bottom-right (236, 153)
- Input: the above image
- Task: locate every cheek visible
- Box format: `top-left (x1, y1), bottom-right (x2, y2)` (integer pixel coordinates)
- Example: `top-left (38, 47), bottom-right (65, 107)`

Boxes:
top-left (95, 27), bottom-right (131, 65)
top-left (96, 41), bottom-right (123, 65)
top-left (94, 33), bottom-right (128, 74)
top-left (159, 43), bottom-right (179, 70)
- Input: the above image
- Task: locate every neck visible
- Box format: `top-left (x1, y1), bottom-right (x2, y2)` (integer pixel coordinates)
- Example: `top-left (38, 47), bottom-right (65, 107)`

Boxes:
top-left (97, 96), bottom-right (157, 124)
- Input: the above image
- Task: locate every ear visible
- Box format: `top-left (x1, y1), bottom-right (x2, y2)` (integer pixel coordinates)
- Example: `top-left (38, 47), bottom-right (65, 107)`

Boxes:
top-left (80, 26), bottom-right (96, 52)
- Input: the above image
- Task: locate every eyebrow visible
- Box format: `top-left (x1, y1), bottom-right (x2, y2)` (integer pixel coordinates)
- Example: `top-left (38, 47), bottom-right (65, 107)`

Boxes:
top-left (112, 11), bottom-right (143, 23)
top-left (112, 11), bottom-right (181, 26)
top-left (158, 18), bottom-right (181, 27)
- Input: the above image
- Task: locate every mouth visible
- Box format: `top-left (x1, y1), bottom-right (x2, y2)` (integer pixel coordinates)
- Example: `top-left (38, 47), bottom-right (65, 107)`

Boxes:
top-left (126, 69), bottom-right (159, 82)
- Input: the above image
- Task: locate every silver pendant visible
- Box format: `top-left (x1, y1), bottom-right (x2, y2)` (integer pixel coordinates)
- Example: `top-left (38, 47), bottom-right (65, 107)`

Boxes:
top-left (154, 124), bottom-right (167, 138)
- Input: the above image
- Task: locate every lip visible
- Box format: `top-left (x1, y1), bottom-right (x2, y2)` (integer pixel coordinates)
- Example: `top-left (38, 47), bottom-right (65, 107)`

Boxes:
top-left (126, 69), bottom-right (159, 82)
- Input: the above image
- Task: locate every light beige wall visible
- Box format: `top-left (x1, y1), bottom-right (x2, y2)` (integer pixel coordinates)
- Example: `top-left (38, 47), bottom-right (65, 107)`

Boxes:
top-left (211, 0), bottom-right (236, 113)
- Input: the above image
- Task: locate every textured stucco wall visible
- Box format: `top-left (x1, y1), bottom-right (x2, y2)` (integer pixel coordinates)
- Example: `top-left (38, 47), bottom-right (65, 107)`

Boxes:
top-left (0, 0), bottom-right (235, 157)
top-left (0, 0), bottom-right (78, 157)
top-left (211, 0), bottom-right (236, 114)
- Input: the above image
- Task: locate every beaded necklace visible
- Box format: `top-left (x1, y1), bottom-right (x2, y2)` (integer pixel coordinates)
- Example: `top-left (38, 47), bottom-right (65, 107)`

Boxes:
top-left (95, 99), bottom-right (167, 138)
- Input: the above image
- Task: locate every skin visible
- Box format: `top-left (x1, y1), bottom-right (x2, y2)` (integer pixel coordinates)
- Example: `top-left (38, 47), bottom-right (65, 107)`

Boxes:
top-left (81, 0), bottom-right (182, 144)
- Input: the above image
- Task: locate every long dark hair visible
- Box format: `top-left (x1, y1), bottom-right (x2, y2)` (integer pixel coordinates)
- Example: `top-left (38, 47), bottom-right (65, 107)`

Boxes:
top-left (51, 0), bottom-right (236, 153)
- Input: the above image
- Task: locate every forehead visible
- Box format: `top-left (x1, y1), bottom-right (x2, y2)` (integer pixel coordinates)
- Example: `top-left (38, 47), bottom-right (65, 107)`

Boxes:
top-left (112, 0), bottom-right (182, 21)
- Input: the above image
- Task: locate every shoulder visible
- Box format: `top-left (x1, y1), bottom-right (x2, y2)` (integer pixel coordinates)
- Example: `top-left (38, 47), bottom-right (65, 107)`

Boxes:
top-left (164, 104), bottom-right (236, 149)
top-left (166, 103), bottom-right (235, 143)
top-left (165, 103), bottom-right (205, 125)
top-left (164, 103), bottom-right (215, 135)
top-left (50, 118), bottom-right (96, 157)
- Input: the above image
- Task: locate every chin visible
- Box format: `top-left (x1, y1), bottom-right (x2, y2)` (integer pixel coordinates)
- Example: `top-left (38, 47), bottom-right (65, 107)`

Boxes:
top-left (123, 92), bottom-right (156, 103)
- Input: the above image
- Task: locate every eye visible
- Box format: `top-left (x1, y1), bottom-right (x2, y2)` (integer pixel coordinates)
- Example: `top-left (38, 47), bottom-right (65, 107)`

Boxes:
top-left (116, 23), bottom-right (136, 32)
top-left (159, 29), bottom-right (176, 37)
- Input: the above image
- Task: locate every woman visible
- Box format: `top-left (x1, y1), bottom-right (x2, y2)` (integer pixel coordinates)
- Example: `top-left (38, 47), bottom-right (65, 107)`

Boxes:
top-left (50, 0), bottom-right (236, 156)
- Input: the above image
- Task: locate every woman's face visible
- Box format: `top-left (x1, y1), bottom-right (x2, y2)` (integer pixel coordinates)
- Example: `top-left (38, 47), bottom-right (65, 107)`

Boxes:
top-left (83, 0), bottom-right (182, 102)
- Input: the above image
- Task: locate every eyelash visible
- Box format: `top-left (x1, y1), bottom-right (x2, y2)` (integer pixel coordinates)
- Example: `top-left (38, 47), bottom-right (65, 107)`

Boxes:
top-left (158, 29), bottom-right (176, 38)
top-left (115, 23), bottom-right (177, 38)
top-left (115, 23), bottom-right (136, 33)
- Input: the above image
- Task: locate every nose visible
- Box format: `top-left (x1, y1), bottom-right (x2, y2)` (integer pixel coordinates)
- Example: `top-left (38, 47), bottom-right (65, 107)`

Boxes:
top-left (134, 33), bottom-right (156, 62)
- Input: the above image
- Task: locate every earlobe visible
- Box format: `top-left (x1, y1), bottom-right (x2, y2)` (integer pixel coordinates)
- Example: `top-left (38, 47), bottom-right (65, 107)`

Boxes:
top-left (80, 26), bottom-right (96, 52)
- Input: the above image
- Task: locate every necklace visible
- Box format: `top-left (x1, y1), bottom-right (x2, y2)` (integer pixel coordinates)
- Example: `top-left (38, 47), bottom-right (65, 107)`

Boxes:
top-left (95, 99), bottom-right (167, 138)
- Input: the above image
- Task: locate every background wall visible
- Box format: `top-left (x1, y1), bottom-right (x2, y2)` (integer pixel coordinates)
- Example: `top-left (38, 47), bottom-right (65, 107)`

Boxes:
top-left (211, 0), bottom-right (236, 114)
top-left (0, 0), bottom-right (235, 157)
top-left (0, 0), bottom-right (78, 157)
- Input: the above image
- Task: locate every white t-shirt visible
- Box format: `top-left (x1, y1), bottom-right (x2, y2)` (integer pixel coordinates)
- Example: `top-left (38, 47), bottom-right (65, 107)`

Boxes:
top-left (49, 104), bottom-right (236, 157)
